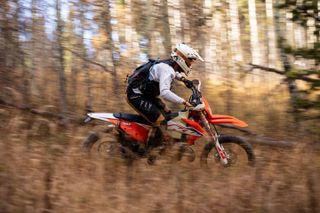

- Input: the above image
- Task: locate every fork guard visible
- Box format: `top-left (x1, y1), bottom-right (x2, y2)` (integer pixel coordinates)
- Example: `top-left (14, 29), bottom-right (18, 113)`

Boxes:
top-left (208, 114), bottom-right (248, 128)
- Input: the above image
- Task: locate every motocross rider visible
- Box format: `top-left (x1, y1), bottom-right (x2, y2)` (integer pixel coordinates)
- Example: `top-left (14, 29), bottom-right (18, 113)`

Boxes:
top-left (126, 43), bottom-right (204, 148)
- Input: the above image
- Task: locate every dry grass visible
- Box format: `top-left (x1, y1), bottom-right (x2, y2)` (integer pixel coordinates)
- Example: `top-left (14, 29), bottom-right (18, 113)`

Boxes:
top-left (0, 74), bottom-right (319, 212)
top-left (0, 108), bottom-right (319, 213)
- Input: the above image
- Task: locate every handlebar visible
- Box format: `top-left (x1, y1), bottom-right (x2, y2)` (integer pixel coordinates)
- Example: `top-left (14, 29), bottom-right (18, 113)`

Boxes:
top-left (189, 87), bottom-right (202, 107)
top-left (180, 77), bottom-right (203, 107)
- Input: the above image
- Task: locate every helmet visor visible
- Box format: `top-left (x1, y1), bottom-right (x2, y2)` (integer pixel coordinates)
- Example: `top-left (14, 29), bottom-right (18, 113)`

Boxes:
top-left (176, 50), bottom-right (194, 67)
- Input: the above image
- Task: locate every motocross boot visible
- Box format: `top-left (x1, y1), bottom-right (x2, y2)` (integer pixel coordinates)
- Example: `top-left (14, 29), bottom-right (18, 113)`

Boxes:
top-left (146, 123), bottom-right (168, 165)
top-left (147, 122), bottom-right (168, 150)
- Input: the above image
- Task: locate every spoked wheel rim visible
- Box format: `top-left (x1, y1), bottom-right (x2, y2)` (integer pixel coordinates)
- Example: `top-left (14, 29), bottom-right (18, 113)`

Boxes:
top-left (97, 140), bottom-right (120, 157)
top-left (224, 148), bottom-right (238, 166)
top-left (221, 145), bottom-right (244, 167)
top-left (201, 135), bottom-right (255, 168)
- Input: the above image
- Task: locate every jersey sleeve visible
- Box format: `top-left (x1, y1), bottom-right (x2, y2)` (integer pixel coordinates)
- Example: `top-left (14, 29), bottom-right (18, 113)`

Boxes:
top-left (156, 63), bottom-right (185, 104)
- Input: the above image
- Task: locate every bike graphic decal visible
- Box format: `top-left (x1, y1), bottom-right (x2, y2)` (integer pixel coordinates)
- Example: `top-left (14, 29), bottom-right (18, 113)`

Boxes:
top-left (136, 123), bottom-right (152, 129)
top-left (167, 122), bottom-right (204, 137)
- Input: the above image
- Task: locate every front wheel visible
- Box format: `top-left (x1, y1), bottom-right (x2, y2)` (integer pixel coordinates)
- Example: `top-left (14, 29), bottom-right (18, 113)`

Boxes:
top-left (201, 135), bottom-right (255, 168)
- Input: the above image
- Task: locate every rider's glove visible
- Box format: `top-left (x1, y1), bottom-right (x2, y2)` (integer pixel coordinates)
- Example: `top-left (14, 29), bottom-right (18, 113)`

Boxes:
top-left (181, 77), bottom-right (193, 89)
top-left (184, 80), bottom-right (193, 89)
top-left (177, 74), bottom-right (193, 89)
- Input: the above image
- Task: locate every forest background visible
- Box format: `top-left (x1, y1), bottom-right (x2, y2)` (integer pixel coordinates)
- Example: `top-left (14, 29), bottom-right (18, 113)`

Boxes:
top-left (0, 0), bottom-right (319, 212)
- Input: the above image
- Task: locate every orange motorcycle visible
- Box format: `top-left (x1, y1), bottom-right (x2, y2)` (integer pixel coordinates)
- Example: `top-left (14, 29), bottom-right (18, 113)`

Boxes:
top-left (83, 79), bottom-right (255, 167)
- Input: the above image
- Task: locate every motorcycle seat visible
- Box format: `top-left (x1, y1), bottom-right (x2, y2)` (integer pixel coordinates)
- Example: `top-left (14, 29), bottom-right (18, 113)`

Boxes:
top-left (113, 112), bottom-right (151, 125)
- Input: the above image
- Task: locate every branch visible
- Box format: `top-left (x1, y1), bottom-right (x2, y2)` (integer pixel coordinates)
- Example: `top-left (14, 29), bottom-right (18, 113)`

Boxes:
top-left (294, 75), bottom-right (319, 83)
top-left (241, 135), bottom-right (295, 148)
top-left (0, 98), bottom-right (80, 124)
top-left (64, 47), bottom-right (111, 72)
top-left (249, 63), bottom-right (319, 83)
top-left (217, 124), bottom-right (296, 147)
top-left (249, 63), bottom-right (284, 75)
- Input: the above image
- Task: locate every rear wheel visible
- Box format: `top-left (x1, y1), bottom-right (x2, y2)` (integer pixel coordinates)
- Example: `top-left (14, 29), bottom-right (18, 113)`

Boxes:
top-left (82, 132), bottom-right (100, 152)
top-left (82, 132), bottom-right (123, 157)
top-left (201, 135), bottom-right (255, 168)
top-left (97, 140), bottom-right (122, 157)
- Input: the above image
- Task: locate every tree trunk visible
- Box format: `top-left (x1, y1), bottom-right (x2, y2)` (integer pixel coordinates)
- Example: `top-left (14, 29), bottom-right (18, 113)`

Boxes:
top-left (222, 1), bottom-right (234, 115)
top-left (14, 0), bottom-right (29, 106)
top-left (31, 0), bottom-right (38, 97)
top-left (145, 0), bottom-right (154, 58)
top-left (79, 1), bottom-right (92, 111)
top-left (248, 0), bottom-right (261, 65)
top-left (55, 0), bottom-right (68, 116)
top-left (265, 0), bottom-right (278, 68)
top-left (103, 0), bottom-right (121, 107)
top-left (207, 1), bottom-right (222, 74)
top-left (228, 0), bottom-right (243, 62)
top-left (160, 0), bottom-right (172, 55)
top-left (0, 0), bottom-right (11, 87)
top-left (66, 4), bottom-right (78, 111)
top-left (0, 0), bottom-right (28, 105)
top-left (122, 0), bottom-right (140, 63)
top-left (167, 0), bottom-right (179, 43)
top-left (274, 0), bottom-right (301, 122)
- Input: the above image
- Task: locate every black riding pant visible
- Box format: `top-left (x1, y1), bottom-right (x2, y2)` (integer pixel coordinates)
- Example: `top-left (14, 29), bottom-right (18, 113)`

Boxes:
top-left (126, 87), bottom-right (166, 124)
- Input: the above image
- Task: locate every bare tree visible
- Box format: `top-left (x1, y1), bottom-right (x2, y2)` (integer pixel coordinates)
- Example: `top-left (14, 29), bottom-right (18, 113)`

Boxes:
top-left (160, 0), bottom-right (172, 55)
top-left (55, 0), bottom-right (68, 116)
top-left (31, 0), bottom-right (38, 96)
top-left (228, 0), bottom-right (243, 63)
top-left (265, 0), bottom-right (278, 68)
top-left (0, 0), bottom-right (13, 87)
top-left (79, 0), bottom-right (93, 111)
top-left (94, 0), bottom-right (120, 95)
top-left (248, 0), bottom-right (261, 66)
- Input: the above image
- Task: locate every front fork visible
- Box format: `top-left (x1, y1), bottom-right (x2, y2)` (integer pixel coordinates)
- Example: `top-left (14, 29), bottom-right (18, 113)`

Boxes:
top-left (199, 112), bottom-right (228, 165)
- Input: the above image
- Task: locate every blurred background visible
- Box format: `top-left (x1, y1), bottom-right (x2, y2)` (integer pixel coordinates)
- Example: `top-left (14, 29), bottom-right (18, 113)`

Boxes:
top-left (0, 0), bottom-right (319, 212)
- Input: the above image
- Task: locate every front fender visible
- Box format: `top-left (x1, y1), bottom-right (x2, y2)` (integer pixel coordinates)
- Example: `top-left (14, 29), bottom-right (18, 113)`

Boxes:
top-left (208, 114), bottom-right (248, 128)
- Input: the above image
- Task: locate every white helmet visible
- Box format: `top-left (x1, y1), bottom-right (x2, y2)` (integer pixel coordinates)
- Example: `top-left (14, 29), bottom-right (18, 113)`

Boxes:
top-left (171, 43), bottom-right (204, 76)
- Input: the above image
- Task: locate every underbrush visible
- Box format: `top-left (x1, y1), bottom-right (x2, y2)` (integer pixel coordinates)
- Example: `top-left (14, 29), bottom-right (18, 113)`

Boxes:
top-left (0, 110), bottom-right (319, 213)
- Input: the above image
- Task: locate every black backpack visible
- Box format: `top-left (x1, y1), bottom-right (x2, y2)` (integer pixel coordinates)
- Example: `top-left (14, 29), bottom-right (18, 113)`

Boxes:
top-left (127, 59), bottom-right (160, 88)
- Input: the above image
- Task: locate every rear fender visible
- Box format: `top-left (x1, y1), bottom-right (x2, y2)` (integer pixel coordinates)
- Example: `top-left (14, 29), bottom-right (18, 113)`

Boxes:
top-left (87, 113), bottom-right (118, 125)
top-left (88, 113), bottom-right (150, 143)
top-left (209, 114), bottom-right (248, 128)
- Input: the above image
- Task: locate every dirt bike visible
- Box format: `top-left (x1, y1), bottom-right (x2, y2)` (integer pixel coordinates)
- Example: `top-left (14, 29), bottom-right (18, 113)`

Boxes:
top-left (83, 79), bottom-right (255, 167)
